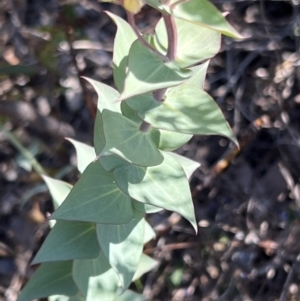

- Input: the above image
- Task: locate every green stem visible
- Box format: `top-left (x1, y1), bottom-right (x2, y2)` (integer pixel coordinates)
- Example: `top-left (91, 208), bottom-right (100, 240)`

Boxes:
top-left (2, 127), bottom-right (47, 175)
top-left (126, 11), bottom-right (168, 62)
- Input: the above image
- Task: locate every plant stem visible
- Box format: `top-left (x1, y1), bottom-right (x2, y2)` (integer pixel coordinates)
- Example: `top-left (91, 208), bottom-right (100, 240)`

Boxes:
top-left (162, 14), bottom-right (177, 61)
top-left (153, 89), bottom-right (167, 102)
top-left (126, 11), bottom-right (168, 62)
top-left (153, 14), bottom-right (178, 102)
top-left (139, 121), bottom-right (151, 132)
top-left (2, 127), bottom-right (47, 176)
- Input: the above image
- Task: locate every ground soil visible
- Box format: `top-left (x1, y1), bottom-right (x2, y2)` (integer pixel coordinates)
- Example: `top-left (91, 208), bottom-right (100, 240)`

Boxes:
top-left (1, 1), bottom-right (300, 301)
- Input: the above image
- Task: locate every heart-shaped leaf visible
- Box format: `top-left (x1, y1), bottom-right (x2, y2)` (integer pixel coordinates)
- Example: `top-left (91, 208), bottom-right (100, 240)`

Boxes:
top-left (113, 152), bottom-right (197, 231)
top-left (153, 17), bottom-right (220, 68)
top-left (157, 129), bottom-right (192, 151)
top-left (84, 77), bottom-right (121, 113)
top-left (51, 161), bottom-right (135, 224)
top-left (99, 154), bottom-right (128, 172)
top-left (185, 61), bottom-right (210, 89)
top-left (106, 12), bottom-right (137, 91)
top-left (144, 0), bottom-right (242, 38)
top-left (122, 99), bottom-right (192, 151)
top-left (133, 254), bottom-right (159, 281)
top-left (49, 297), bottom-right (84, 301)
top-left (120, 40), bottom-right (191, 100)
top-left (17, 261), bottom-right (77, 301)
top-left (32, 221), bottom-right (99, 264)
top-left (144, 221), bottom-right (156, 243)
top-left (97, 211), bottom-right (145, 291)
top-left (139, 85), bottom-right (238, 145)
top-left (133, 200), bottom-right (163, 214)
top-left (94, 110), bottom-right (106, 155)
top-left (113, 290), bottom-right (147, 301)
top-left (67, 139), bottom-right (95, 173)
top-left (168, 152), bottom-right (200, 179)
top-left (42, 176), bottom-right (72, 210)
top-left (73, 252), bottom-right (120, 301)
top-left (99, 110), bottom-right (163, 167)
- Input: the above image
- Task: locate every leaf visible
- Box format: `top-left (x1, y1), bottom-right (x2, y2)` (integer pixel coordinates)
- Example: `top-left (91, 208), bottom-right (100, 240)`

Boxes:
top-left (49, 295), bottom-right (85, 301)
top-left (42, 176), bottom-right (72, 227)
top-left (119, 40), bottom-right (192, 100)
top-left (133, 200), bottom-right (163, 214)
top-left (106, 12), bottom-right (137, 91)
top-left (97, 211), bottom-right (145, 291)
top-left (121, 101), bottom-right (143, 124)
top-left (133, 254), bottom-right (159, 281)
top-left (153, 17), bottom-right (220, 68)
top-left (122, 99), bottom-right (192, 151)
top-left (99, 110), bottom-right (163, 167)
top-left (113, 290), bottom-right (146, 301)
top-left (42, 176), bottom-right (72, 209)
top-left (113, 152), bottom-right (197, 231)
top-left (83, 77), bottom-right (121, 113)
top-left (49, 295), bottom-right (70, 301)
top-left (67, 139), bottom-right (95, 173)
top-left (168, 152), bottom-right (200, 179)
top-left (73, 252), bottom-right (120, 301)
top-left (186, 61), bottom-right (210, 89)
top-left (84, 79), bottom-right (122, 155)
top-left (17, 261), bottom-right (77, 301)
top-left (144, 221), bottom-right (156, 244)
top-left (32, 221), bottom-right (100, 264)
top-left (51, 161), bottom-right (135, 224)
top-left (69, 297), bottom-right (85, 301)
top-left (125, 93), bottom-right (159, 113)
top-left (139, 85), bottom-right (238, 145)
top-left (99, 154), bottom-right (128, 172)
top-left (94, 110), bottom-right (106, 155)
top-left (144, 0), bottom-right (242, 38)
top-left (157, 129), bottom-right (192, 151)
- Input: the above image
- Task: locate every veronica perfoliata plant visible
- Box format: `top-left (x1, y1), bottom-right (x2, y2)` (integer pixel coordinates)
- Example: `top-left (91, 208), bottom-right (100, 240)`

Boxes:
top-left (18, 1), bottom-right (240, 301)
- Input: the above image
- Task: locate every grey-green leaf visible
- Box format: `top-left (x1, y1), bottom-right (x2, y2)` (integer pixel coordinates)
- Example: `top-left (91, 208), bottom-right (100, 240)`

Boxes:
top-left (153, 17), bottom-right (220, 68)
top-left (168, 152), bottom-right (200, 179)
top-left (32, 221), bottom-right (99, 264)
top-left (185, 61), bottom-right (210, 89)
top-left (67, 139), bottom-right (95, 173)
top-left (145, 0), bottom-right (242, 38)
top-left (42, 176), bottom-right (72, 210)
top-left (94, 110), bottom-right (106, 155)
top-left (84, 77), bottom-right (121, 113)
top-left (144, 221), bottom-right (156, 244)
top-left (17, 261), bottom-right (77, 301)
top-left (99, 154), bottom-right (128, 172)
top-left (113, 290), bottom-right (146, 301)
top-left (119, 40), bottom-right (191, 100)
top-left (97, 211), bottom-right (145, 292)
top-left (139, 85), bottom-right (238, 145)
top-left (99, 110), bottom-right (163, 167)
top-left (73, 252), bottom-right (120, 301)
top-left (133, 200), bottom-right (163, 214)
top-left (133, 254), bottom-right (159, 281)
top-left (51, 161), bottom-right (134, 224)
top-left (122, 99), bottom-right (192, 151)
top-left (106, 12), bottom-right (137, 91)
top-left (157, 129), bottom-right (192, 151)
top-left (113, 152), bottom-right (197, 231)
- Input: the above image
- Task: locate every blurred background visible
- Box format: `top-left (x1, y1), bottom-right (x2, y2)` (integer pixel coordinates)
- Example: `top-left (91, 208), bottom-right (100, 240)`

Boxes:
top-left (1, 1), bottom-right (300, 300)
